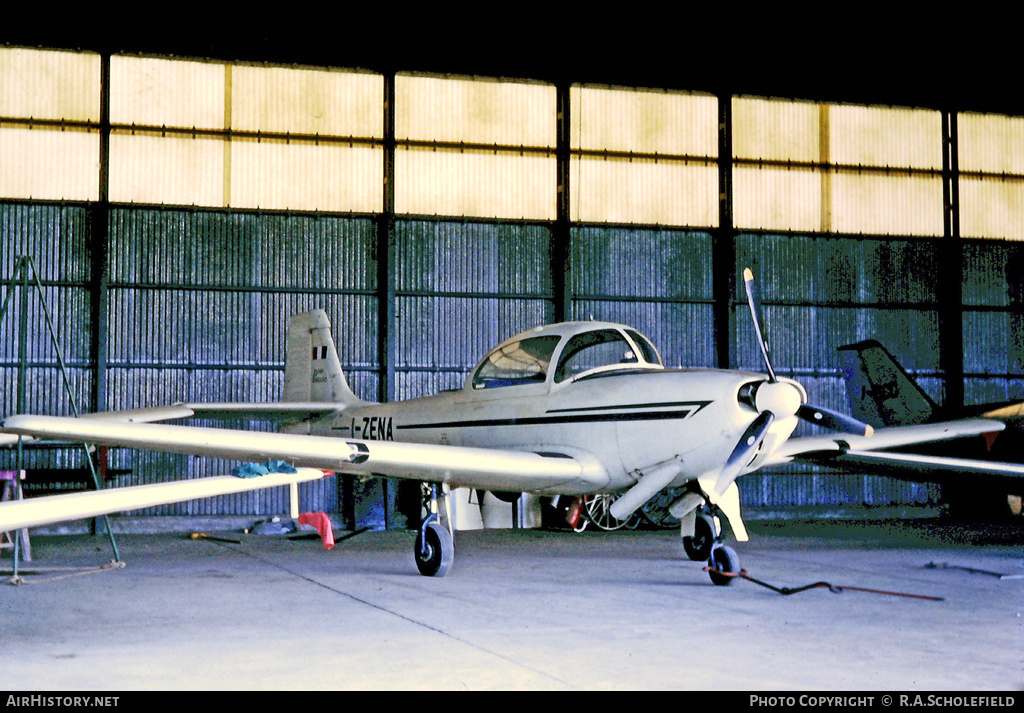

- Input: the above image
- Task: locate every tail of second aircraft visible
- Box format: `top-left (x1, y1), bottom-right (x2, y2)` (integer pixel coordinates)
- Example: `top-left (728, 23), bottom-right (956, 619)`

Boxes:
top-left (284, 310), bottom-right (365, 408)
top-left (838, 340), bottom-right (937, 427)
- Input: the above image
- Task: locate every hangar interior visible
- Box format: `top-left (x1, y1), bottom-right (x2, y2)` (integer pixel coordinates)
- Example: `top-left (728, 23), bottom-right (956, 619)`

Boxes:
top-left (1, 43), bottom-right (1022, 533)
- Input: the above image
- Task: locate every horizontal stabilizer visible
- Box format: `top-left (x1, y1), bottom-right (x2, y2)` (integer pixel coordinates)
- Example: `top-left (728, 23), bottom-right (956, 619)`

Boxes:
top-left (81, 402), bottom-right (344, 425)
top-left (0, 468), bottom-right (331, 532)
top-left (176, 402), bottom-right (344, 424)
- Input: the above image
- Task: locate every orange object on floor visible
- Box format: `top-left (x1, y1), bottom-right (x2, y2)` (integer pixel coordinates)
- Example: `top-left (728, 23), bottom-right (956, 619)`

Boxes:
top-left (298, 512), bottom-right (335, 550)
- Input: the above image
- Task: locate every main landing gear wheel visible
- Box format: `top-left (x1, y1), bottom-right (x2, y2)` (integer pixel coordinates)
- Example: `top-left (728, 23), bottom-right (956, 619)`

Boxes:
top-left (415, 521), bottom-right (454, 577)
top-left (582, 493), bottom-right (630, 531)
top-left (707, 545), bottom-right (740, 586)
top-left (682, 510), bottom-right (718, 561)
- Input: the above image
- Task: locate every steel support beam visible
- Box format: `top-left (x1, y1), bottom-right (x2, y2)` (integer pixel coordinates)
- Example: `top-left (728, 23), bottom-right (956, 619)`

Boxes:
top-left (377, 72), bottom-right (397, 405)
top-left (713, 94), bottom-right (736, 369)
top-left (376, 72), bottom-right (403, 530)
top-left (939, 110), bottom-right (964, 411)
top-left (552, 81), bottom-right (572, 323)
top-left (90, 52), bottom-right (111, 416)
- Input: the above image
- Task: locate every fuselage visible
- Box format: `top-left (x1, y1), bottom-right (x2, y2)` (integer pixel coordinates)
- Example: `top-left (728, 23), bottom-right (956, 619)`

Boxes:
top-left (314, 322), bottom-right (802, 495)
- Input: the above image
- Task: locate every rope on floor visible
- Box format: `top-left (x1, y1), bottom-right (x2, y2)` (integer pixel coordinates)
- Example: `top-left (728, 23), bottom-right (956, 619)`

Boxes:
top-left (5, 559), bottom-right (126, 586)
top-left (704, 566), bottom-right (945, 601)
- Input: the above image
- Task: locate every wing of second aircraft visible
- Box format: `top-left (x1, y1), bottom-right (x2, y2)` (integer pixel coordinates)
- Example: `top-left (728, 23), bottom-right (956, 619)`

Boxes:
top-left (765, 417), bottom-right (1024, 486)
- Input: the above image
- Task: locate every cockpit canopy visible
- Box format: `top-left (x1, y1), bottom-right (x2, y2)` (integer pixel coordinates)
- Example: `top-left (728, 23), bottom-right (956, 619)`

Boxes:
top-left (470, 322), bottom-right (664, 390)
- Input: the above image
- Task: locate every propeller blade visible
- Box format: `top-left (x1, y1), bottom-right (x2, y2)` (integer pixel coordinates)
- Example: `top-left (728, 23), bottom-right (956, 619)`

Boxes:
top-left (717, 410), bottom-right (775, 494)
top-left (743, 267), bottom-right (777, 383)
top-left (743, 268), bottom-right (873, 438)
top-left (798, 403), bottom-right (874, 437)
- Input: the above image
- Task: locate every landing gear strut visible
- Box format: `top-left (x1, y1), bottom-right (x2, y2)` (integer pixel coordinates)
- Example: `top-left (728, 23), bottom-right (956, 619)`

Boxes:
top-left (679, 503), bottom-right (741, 586)
top-left (682, 509), bottom-right (718, 561)
top-left (414, 483), bottom-right (454, 577)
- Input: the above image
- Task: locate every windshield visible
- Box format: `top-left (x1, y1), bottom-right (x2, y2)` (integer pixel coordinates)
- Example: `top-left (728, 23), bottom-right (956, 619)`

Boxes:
top-left (471, 335), bottom-right (560, 389)
top-left (625, 329), bottom-right (663, 366)
top-left (554, 329), bottom-right (638, 383)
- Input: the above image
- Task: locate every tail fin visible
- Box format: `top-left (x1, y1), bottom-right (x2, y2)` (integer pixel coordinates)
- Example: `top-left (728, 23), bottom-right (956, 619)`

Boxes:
top-left (284, 310), bottom-right (364, 408)
top-left (838, 340), bottom-right (936, 427)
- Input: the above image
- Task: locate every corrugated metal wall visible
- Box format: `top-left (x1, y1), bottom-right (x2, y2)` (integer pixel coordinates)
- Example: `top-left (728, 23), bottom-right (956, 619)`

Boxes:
top-left (0, 202), bottom-right (94, 477)
top-left (735, 233), bottom-right (943, 507)
top-left (3, 47), bottom-right (1022, 524)
top-left (0, 203), bottom-right (384, 516)
top-left (105, 207), bottom-right (377, 514)
top-left (394, 219), bottom-right (554, 399)
top-left (3, 203), bottom-right (1020, 515)
top-left (963, 240), bottom-right (1024, 405)
top-left (571, 226), bottom-right (716, 368)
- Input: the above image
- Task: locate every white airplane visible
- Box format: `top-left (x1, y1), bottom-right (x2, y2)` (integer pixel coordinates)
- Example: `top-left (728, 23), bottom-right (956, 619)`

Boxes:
top-left (0, 270), bottom-right (1011, 585)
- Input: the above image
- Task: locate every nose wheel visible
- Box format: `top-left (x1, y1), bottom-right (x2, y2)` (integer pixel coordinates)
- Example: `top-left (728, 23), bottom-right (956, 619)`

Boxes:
top-left (707, 545), bottom-right (740, 586)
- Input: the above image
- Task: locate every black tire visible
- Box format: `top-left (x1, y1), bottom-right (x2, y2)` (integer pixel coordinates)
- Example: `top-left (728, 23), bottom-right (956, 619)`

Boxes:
top-left (414, 522), bottom-right (454, 577)
top-left (708, 545), bottom-right (740, 586)
top-left (682, 511), bottom-right (717, 561)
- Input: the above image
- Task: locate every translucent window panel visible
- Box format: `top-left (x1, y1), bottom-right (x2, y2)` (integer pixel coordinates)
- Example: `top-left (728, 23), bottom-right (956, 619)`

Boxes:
top-left (0, 128), bottom-right (98, 200)
top-left (397, 75), bottom-right (554, 147)
top-left (111, 56), bottom-right (225, 130)
top-left (734, 98), bottom-right (942, 169)
top-left (571, 86), bottom-right (717, 157)
top-left (231, 140), bottom-right (382, 213)
top-left (0, 47), bottom-right (100, 122)
top-left (960, 177), bottom-right (1024, 240)
top-left (110, 134), bottom-right (223, 206)
top-left (733, 96), bottom-right (819, 162)
top-left (570, 156), bottom-right (717, 226)
top-left (829, 104), bottom-right (942, 169)
top-left (959, 112), bottom-right (1024, 174)
top-left (231, 65), bottom-right (382, 138)
top-left (733, 166), bottom-right (822, 232)
top-left (396, 147), bottom-right (554, 220)
top-left (831, 172), bottom-right (943, 236)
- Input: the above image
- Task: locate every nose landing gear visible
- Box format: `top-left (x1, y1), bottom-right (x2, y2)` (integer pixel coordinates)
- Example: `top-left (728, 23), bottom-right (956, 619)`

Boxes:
top-left (682, 509), bottom-right (718, 561)
top-left (680, 504), bottom-right (741, 586)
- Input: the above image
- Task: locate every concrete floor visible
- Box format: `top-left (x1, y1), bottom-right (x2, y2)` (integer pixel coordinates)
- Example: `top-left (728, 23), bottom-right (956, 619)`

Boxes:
top-left (1, 517), bottom-right (1022, 691)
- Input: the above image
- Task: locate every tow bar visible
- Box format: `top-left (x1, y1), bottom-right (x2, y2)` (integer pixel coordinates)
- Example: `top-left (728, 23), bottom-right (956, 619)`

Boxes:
top-left (703, 566), bottom-right (944, 601)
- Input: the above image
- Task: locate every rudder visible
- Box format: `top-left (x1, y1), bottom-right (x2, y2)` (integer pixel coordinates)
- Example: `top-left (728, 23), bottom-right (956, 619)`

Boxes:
top-left (284, 310), bottom-right (364, 407)
top-left (838, 339), bottom-right (936, 427)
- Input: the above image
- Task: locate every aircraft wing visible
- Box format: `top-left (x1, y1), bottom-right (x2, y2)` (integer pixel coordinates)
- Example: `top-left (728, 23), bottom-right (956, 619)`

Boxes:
top-left (793, 449), bottom-right (1024, 485)
top-left (0, 414), bottom-right (608, 495)
top-left (765, 415), bottom-right (1003, 465)
top-left (0, 467), bottom-right (332, 532)
top-left (762, 417), bottom-right (1024, 485)
top-left (765, 417), bottom-right (1006, 466)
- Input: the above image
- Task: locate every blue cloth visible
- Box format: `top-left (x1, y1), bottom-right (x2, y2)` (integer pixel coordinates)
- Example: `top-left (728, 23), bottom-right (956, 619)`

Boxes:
top-left (231, 461), bottom-right (298, 478)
